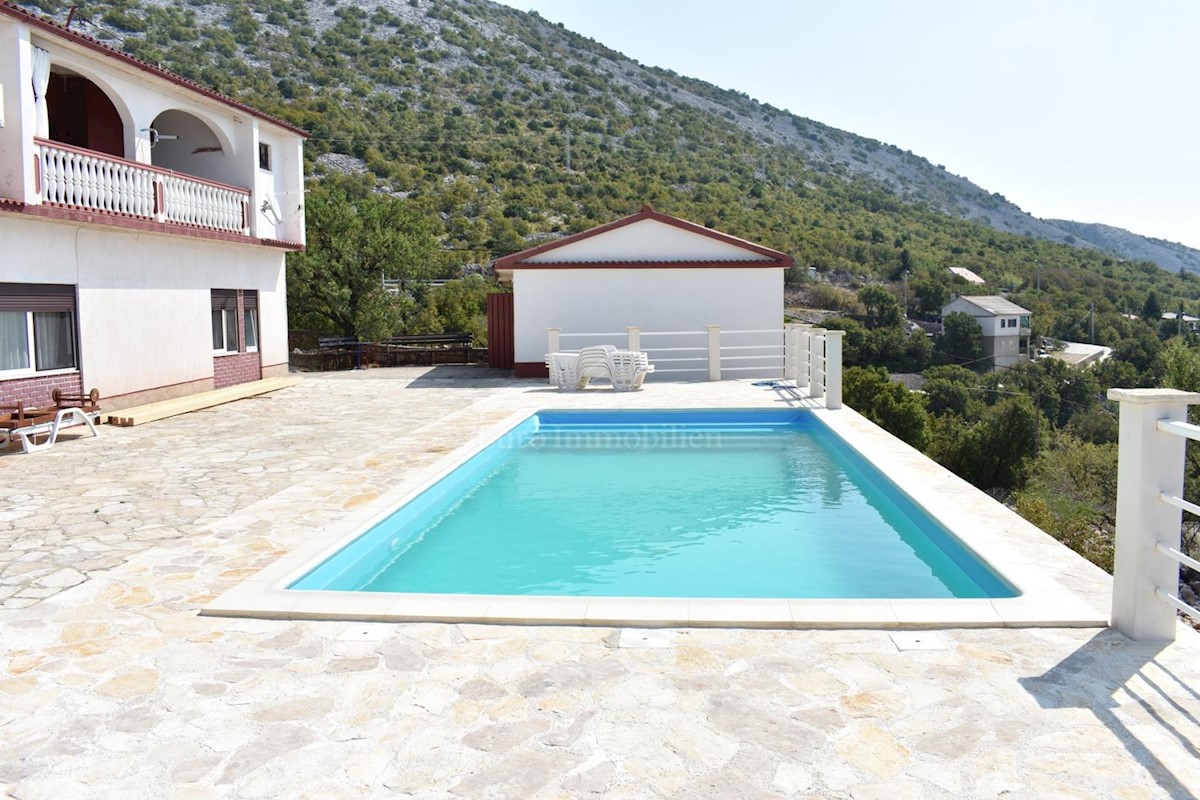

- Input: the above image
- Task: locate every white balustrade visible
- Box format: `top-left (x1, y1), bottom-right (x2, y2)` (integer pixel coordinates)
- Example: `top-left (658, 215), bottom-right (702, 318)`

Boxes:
top-left (1109, 388), bottom-right (1200, 641)
top-left (544, 324), bottom-right (843, 406)
top-left (36, 139), bottom-right (248, 235)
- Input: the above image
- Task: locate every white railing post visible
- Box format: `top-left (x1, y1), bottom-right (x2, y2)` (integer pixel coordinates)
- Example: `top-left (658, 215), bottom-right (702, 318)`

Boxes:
top-left (796, 325), bottom-right (812, 391)
top-left (824, 330), bottom-right (844, 409)
top-left (1108, 388), bottom-right (1200, 641)
top-left (546, 327), bottom-right (561, 385)
top-left (808, 328), bottom-right (826, 400)
top-left (783, 324), bottom-right (798, 380)
top-left (626, 326), bottom-right (641, 352)
top-left (706, 325), bottom-right (721, 381)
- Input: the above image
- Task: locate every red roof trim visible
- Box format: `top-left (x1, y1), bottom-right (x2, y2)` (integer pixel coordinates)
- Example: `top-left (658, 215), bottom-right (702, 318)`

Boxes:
top-left (1, 201), bottom-right (302, 250)
top-left (504, 261), bottom-right (786, 270)
top-left (0, 2), bottom-right (309, 138)
top-left (492, 205), bottom-right (794, 270)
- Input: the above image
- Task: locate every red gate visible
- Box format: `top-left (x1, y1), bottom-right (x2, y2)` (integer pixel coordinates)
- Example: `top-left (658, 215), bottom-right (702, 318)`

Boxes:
top-left (487, 292), bottom-right (514, 369)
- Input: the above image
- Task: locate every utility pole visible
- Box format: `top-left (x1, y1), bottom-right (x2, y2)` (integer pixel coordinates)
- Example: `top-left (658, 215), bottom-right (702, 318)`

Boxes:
top-left (1090, 303), bottom-right (1095, 344)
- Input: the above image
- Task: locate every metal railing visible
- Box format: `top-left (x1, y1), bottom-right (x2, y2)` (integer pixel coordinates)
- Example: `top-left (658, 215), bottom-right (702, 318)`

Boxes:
top-left (546, 323), bottom-right (843, 407)
top-left (1109, 388), bottom-right (1200, 640)
top-left (35, 138), bottom-right (250, 235)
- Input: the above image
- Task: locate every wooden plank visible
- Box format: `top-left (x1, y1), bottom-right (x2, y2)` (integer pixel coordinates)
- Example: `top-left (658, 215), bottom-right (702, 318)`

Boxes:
top-left (106, 377), bottom-right (301, 427)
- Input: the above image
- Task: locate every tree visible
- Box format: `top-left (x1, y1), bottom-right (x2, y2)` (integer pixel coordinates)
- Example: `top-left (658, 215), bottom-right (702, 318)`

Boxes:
top-left (941, 396), bottom-right (1041, 494)
top-left (936, 311), bottom-right (983, 367)
top-left (910, 277), bottom-right (948, 318)
top-left (843, 366), bottom-right (930, 449)
top-left (1142, 291), bottom-right (1162, 321)
top-left (1014, 437), bottom-right (1117, 571)
top-left (857, 285), bottom-right (902, 329)
top-left (288, 179), bottom-right (438, 341)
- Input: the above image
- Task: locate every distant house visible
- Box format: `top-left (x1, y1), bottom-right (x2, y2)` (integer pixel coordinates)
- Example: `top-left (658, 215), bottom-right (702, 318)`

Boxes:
top-left (1161, 312), bottom-right (1200, 333)
top-left (940, 295), bottom-right (1032, 369)
top-left (947, 266), bottom-right (986, 285)
top-left (490, 205), bottom-right (792, 379)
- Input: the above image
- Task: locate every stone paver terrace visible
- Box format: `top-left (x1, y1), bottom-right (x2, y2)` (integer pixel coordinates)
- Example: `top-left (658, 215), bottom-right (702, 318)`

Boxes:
top-left (2, 367), bottom-right (1199, 799)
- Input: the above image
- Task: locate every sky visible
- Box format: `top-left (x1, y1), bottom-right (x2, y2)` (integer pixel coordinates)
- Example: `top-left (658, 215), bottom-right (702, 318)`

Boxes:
top-left (494, 0), bottom-right (1200, 249)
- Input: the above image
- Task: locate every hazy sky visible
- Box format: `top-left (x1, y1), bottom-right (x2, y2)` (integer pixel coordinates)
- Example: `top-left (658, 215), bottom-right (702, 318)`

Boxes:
top-left (494, 0), bottom-right (1200, 249)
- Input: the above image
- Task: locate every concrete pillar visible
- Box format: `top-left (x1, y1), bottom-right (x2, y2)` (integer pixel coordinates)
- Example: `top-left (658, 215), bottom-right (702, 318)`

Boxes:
top-left (706, 325), bottom-right (721, 381)
top-left (796, 325), bottom-right (812, 391)
top-left (783, 324), bottom-right (797, 380)
top-left (808, 328), bottom-right (826, 400)
top-left (824, 330), bottom-right (844, 410)
top-left (1108, 388), bottom-right (1200, 641)
top-left (626, 326), bottom-right (640, 352)
top-left (0, 21), bottom-right (39, 204)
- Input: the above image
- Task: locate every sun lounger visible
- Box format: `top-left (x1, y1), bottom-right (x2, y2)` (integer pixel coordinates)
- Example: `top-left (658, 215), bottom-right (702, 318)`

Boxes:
top-left (0, 388), bottom-right (102, 454)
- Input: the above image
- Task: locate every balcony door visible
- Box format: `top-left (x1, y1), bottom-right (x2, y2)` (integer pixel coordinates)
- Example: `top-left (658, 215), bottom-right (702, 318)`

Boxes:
top-left (46, 70), bottom-right (124, 158)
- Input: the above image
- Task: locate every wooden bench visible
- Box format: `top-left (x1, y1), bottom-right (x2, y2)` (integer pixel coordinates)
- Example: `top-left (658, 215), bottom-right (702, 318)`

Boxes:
top-left (381, 333), bottom-right (473, 365)
top-left (317, 336), bottom-right (362, 370)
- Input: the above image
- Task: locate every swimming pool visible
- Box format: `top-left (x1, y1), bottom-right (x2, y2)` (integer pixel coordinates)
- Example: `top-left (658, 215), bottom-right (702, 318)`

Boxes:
top-left (290, 409), bottom-right (1015, 600)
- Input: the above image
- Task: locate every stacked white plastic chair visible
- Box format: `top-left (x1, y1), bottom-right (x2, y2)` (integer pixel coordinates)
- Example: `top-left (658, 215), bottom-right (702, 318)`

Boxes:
top-left (608, 350), bottom-right (654, 391)
top-left (548, 352), bottom-right (582, 391)
top-left (546, 345), bottom-right (654, 392)
top-left (577, 345), bottom-right (618, 389)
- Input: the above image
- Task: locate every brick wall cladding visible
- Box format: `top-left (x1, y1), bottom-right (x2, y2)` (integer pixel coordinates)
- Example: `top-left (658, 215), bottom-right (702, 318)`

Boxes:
top-left (213, 352), bottom-right (261, 389)
top-left (0, 372), bottom-right (84, 408)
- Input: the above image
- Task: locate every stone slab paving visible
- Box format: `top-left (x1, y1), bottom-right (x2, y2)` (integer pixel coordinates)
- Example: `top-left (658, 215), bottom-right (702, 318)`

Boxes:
top-left (2, 367), bottom-right (1199, 799)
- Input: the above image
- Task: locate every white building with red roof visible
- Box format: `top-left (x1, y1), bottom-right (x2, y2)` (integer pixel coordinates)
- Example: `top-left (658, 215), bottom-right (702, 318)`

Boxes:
top-left (0, 2), bottom-right (306, 411)
top-left (490, 206), bottom-right (793, 379)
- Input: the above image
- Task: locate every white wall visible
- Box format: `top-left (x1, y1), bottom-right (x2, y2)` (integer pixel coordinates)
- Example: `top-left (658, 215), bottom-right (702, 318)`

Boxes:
top-left (522, 219), bottom-right (775, 263)
top-left (1, 214), bottom-right (287, 400)
top-left (513, 267), bottom-right (784, 375)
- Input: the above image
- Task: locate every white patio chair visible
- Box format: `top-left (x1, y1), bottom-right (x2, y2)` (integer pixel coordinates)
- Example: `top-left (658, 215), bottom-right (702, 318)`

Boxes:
top-left (609, 350), bottom-right (655, 391)
top-left (576, 345), bottom-right (617, 389)
top-left (548, 352), bottom-right (582, 391)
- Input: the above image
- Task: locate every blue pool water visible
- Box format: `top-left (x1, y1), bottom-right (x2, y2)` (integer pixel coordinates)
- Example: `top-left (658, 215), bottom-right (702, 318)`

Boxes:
top-left (291, 409), bottom-right (1016, 599)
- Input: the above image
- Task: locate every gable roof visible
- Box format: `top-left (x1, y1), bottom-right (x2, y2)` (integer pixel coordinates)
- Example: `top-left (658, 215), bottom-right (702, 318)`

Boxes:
top-left (944, 295), bottom-right (1031, 316)
top-left (492, 206), bottom-right (793, 276)
top-left (0, 1), bottom-right (308, 137)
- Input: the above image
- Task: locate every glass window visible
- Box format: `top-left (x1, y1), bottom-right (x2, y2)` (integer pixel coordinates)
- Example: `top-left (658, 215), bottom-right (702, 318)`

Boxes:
top-left (258, 142), bottom-right (271, 171)
top-left (32, 311), bottom-right (76, 370)
top-left (0, 311), bottom-right (31, 372)
top-left (212, 309), bottom-right (225, 351)
top-left (244, 308), bottom-right (258, 352)
top-left (225, 309), bottom-right (239, 352)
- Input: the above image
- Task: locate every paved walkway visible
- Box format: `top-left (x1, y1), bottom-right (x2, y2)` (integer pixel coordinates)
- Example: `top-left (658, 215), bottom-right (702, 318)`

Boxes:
top-left (2, 368), bottom-right (1199, 799)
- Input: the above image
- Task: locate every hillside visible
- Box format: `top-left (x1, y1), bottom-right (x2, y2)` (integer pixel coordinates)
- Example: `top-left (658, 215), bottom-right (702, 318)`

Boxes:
top-left (1046, 220), bottom-right (1200, 274)
top-left (16, 0), bottom-right (1200, 331)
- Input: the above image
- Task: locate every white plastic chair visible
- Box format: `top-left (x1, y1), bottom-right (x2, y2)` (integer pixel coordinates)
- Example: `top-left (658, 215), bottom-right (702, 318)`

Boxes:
top-left (576, 345), bottom-right (617, 389)
top-left (609, 350), bottom-right (655, 391)
top-left (548, 352), bottom-right (582, 391)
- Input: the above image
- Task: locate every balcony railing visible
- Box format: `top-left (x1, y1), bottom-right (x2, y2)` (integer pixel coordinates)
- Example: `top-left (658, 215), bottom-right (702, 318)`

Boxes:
top-left (34, 138), bottom-right (249, 236)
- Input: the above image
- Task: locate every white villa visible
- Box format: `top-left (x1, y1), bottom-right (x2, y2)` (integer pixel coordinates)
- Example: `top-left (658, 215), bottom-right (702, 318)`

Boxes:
top-left (941, 294), bottom-right (1033, 370)
top-left (0, 2), bottom-right (306, 411)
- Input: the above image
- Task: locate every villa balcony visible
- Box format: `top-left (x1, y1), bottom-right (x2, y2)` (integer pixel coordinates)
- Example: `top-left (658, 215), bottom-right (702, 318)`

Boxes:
top-left (35, 138), bottom-right (249, 236)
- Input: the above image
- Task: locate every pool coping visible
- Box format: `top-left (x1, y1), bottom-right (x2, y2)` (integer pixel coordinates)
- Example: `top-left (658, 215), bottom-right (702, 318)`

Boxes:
top-left (202, 397), bottom-right (1109, 630)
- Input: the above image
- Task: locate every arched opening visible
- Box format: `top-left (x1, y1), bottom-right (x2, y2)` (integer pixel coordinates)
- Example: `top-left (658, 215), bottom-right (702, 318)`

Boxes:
top-left (45, 67), bottom-right (125, 158)
top-left (148, 109), bottom-right (238, 187)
